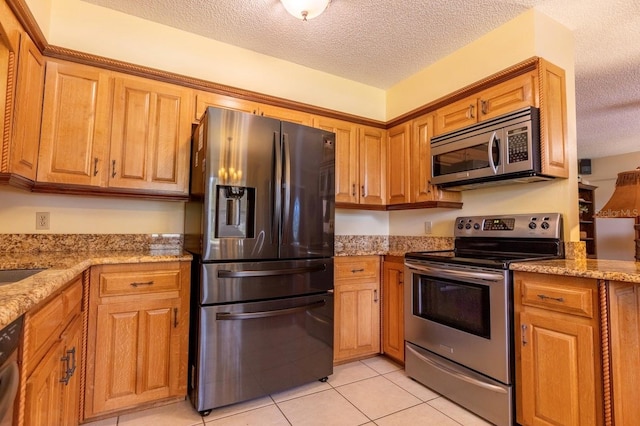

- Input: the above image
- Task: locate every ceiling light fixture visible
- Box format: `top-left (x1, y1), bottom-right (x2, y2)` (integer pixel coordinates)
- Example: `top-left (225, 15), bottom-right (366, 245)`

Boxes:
top-left (280, 0), bottom-right (331, 21)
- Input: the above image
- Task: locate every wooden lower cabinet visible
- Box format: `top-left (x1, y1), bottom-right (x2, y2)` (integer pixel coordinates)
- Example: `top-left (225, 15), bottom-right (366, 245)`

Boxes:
top-left (607, 281), bottom-right (640, 425)
top-left (84, 261), bottom-right (190, 420)
top-left (20, 274), bottom-right (84, 426)
top-left (382, 257), bottom-right (404, 363)
top-left (334, 256), bottom-right (381, 363)
top-left (514, 271), bottom-right (603, 426)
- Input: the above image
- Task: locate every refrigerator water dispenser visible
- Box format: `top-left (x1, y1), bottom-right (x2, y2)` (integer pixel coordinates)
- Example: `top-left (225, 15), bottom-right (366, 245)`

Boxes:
top-left (215, 185), bottom-right (255, 238)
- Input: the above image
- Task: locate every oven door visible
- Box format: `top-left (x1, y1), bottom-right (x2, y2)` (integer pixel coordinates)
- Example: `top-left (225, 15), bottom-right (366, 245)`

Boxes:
top-left (404, 260), bottom-right (511, 384)
top-left (431, 128), bottom-right (503, 186)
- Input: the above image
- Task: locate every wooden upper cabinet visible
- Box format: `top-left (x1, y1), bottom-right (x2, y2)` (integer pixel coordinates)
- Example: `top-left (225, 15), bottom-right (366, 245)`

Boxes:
top-left (110, 75), bottom-right (192, 193)
top-left (538, 59), bottom-right (568, 178)
top-left (195, 91), bottom-right (312, 126)
top-left (478, 71), bottom-right (536, 121)
top-left (434, 71), bottom-right (537, 136)
top-left (314, 116), bottom-right (359, 204)
top-left (410, 114), bottom-right (434, 203)
top-left (257, 103), bottom-right (313, 125)
top-left (195, 91), bottom-right (258, 121)
top-left (10, 33), bottom-right (44, 180)
top-left (358, 126), bottom-right (386, 205)
top-left (386, 122), bottom-right (411, 205)
top-left (37, 60), bottom-right (112, 186)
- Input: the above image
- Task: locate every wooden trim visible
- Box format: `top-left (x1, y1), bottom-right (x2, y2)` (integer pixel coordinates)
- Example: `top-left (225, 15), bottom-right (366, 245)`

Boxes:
top-left (32, 182), bottom-right (189, 201)
top-left (600, 280), bottom-right (613, 426)
top-left (79, 269), bottom-right (90, 423)
top-left (42, 45), bottom-right (385, 129)
top-left (6, 0), bottom-right (46, 51)
top-left (385, 201), bottom-right (463, 210)
top-left (386, 57), bottom-right (540, 128)
top-left (0, 171), bottom-right (33, 190)
top-left (1, 49), bottom-right (14, 172)
top-left (337, 201), bottom-right (463, 211)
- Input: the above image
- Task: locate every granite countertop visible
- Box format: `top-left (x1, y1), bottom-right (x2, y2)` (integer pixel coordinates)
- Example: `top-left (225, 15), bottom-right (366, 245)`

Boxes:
top-left (510, 258), bottom-right (640, 284)
top-left (0, 250), bottom-right (192, 329)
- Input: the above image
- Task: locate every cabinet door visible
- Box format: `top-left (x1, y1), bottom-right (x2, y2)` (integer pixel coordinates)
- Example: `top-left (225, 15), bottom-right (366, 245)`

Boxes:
top-left (608, 282), bottom-right (640, 426)
top-left (386, 123), bottom-right (411, 205)
top-left (194, 91), bottom-right (258, 121)
top-left (37, 61), bottom-right (112, 186)
top-left (382, 260), bottom-right (404, 363)
top-left (434, 95), bottom-right (477, 136)
top-left (258, 103), bottom-right (313, 126)
top-left (477, 71), bottom-right (537, 121)
top-left (24, 339), bottom-right (64, 426)
top-left (358, 126), bottom-right (385, 205)
top-left (90, 297), bottom-right (182, 415)
top-left (410, 114), bottom-right (436, 202)
top-left (315, 116), bottom-right (359, 204)
top-left (60, 316), bottom-right (82, 426)
top-left (519, 311), bottom-right (599, 426)
top-left (10, 33), bottom-right (44, 180)
top-left (334, 280), bottom-right (380, 363)
top-left (110, 76), bottom-right (192, 193)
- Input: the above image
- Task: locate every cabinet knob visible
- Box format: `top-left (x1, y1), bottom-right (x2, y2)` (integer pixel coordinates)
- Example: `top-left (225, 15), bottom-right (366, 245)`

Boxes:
top-left (480, 100), bottom-right (488, 115)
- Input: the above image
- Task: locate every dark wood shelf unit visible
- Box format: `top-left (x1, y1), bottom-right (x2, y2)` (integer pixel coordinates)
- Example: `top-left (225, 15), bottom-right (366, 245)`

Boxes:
top-left (578, 183), bottom-right (598, 258)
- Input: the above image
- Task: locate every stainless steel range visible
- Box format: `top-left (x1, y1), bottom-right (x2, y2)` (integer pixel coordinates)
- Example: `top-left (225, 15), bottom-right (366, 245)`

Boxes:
top-left (404, 213), bottom-right (563, 426)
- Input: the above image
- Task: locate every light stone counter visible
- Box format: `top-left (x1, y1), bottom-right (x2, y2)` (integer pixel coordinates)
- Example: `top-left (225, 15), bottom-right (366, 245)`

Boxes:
top-left (510, 258), bottom-right (640, 284)
top-left (0, 250), bottom-right (192, 329)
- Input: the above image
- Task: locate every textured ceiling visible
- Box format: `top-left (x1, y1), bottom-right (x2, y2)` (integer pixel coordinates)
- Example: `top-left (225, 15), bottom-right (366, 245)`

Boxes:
top-left (82, 0), bottom-right (640, 160)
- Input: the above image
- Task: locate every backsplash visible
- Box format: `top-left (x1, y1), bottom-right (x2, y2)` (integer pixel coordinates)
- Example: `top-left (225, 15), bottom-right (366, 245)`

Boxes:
top-left (0, 234), bottom-right (183, 252)
top-left (335, 235), bottom-right (454, 256)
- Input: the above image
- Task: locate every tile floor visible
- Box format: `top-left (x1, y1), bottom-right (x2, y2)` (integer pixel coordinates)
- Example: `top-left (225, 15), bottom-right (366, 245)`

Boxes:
top-left (83, 356), bottom-right (492, 426)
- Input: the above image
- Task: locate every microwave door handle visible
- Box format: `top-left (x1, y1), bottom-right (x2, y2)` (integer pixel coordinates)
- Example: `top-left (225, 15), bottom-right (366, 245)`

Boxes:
top-left (488, 131), bottom-right (499, 174)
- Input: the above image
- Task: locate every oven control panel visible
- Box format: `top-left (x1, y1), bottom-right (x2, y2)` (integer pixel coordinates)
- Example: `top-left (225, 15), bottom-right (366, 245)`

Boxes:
top-left (455, 213), bottom-right (562, 238)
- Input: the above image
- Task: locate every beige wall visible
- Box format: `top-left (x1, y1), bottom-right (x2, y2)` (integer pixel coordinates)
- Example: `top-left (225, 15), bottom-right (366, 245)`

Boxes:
top-left (5, 4), bottom-right (577, 239)
top-left (584, 153), bottom-right (640, 260)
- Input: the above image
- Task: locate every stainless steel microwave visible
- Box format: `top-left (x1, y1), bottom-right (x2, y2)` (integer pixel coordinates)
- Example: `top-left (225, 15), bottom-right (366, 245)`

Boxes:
top-left (431, 107), bottom-right (553, 191)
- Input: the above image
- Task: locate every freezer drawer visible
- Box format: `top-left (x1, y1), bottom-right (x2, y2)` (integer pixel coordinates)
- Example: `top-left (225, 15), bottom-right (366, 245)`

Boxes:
top-left (190, 293), bottom-right (333, 413)
top-left (198, 258), bottom-right (334, 305)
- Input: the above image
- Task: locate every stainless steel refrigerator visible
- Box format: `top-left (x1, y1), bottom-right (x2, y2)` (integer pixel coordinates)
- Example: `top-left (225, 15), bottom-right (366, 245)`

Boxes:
top-left (184, 107), bottom-right (335, 415)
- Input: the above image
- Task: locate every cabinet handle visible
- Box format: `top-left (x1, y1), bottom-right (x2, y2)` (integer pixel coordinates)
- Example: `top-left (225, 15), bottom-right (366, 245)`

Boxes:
top-left (373, 289), bottom-right (378, 303)
top-left (469, 104), bottom-right (475, 119)
top-left (93, 157), bottom-right (99, 176)
top-left (352, 184), bottom-right (356, 197)
top-left (361, 185), bottom-right (365, 198)
top-left (111, 160), bottom-right (116, 178)
top-left (130, 280), bottom-right (154, 288)
top-left (537, 294), bottom-right (565, 303)
top-left (350, 268), bottom-right (365, 273)
top-left (398, 272), bottom-right (403, 285)
top-left (174, 307), bottom-right (178, 328)
top-left (480, 100), bottom-right (488, 115)
top-left (521, 324), bottom-right (528, 346)
top-left (68, 347), bottom-right (77, 377)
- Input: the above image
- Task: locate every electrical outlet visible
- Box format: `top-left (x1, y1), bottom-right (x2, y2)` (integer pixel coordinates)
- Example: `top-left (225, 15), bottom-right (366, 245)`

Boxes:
top-left (36, 212), bottom-right (50, 230)
top-left (424, 221), bottom-right (432, 234)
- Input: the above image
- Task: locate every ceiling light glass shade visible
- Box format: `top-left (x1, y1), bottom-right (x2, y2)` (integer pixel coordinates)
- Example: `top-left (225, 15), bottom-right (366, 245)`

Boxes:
top-left (280, 0), bottom-right (331, 20)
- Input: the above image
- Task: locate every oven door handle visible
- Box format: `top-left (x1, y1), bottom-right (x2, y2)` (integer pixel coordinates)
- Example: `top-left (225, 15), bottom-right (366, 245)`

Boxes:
top-left (406, 345), bottom-right (507, 394)
top-left (405, 263), bottom-right (504, 283)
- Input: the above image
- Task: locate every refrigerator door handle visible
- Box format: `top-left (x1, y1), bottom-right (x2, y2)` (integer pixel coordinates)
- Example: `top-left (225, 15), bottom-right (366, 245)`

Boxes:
top-left (272, 131), bottom-right (281, 245)
top-left (215, 300), bottom-right (326, 320)
top-left (282, 132), bottom-right (291, 244)
top-left (218, 264), bottom-right (327, 278)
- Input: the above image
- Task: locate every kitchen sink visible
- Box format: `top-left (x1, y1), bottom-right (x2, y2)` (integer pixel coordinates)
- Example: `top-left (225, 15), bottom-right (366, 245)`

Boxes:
top-left (0, 269), bottom-right (46, 286)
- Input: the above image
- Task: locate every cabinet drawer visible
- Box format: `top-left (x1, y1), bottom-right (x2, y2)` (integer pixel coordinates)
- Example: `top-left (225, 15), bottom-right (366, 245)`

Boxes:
top-left (521, 280), bottom-right (594, 318)
top-left (335, 256), bottom-right (380, 281)
top-left (62, 275), bottom-right (83, 318)
top-left (97, 264), bottom-right (181, 297)
top-left (24, 293), bottom-right (65, 368)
